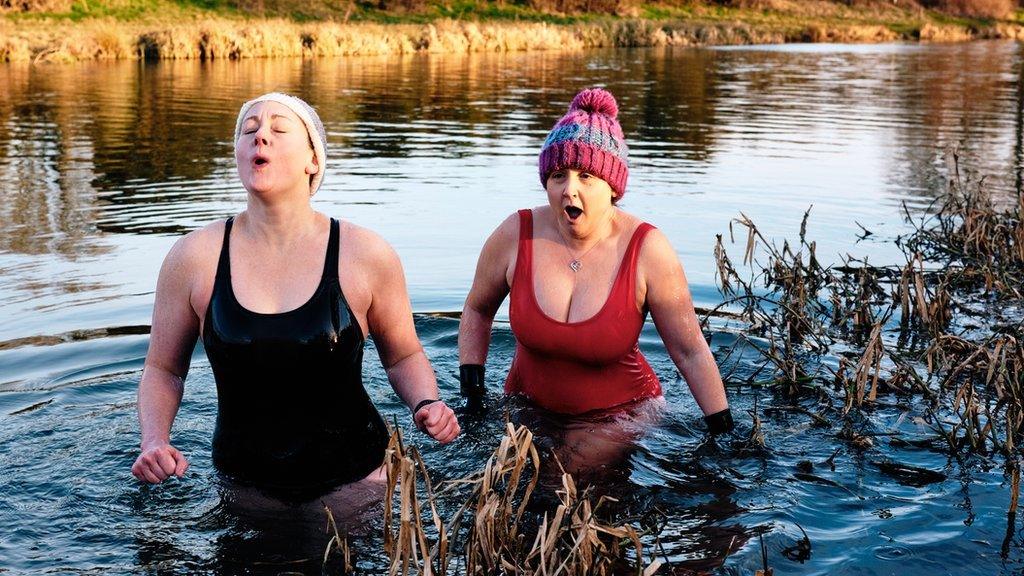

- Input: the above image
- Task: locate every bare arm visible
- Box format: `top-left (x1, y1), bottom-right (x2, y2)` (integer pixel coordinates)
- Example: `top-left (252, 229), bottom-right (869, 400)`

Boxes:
top-left (361, 230), bottom-right (459, 443)
top-left (132, 236), bottom-right (200, 483)
top-left (642, 230), bottom-right (729, 418)
top-left (457, 214), bottom-right (518, 370)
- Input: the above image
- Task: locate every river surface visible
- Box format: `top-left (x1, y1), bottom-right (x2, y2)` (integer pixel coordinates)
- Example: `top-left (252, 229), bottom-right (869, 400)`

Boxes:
top-left (1, 42), bottom-right (1023, 574)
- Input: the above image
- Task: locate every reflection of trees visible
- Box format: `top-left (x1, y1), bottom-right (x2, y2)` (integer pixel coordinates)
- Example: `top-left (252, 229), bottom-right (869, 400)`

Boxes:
top-left (304, 48), bottom-right (722, 162)
top-left (0, 65), bottom-right (103, 259)
top-left (91, 61), bottom-right (234, 186)
top-left (0, 49), bottom-right (722, 253)
top-left (635, 47), bottom-right (720, 163)
top-left (887, 42), bottom-right (1022, 203)
top-left (1015, 43), bottom-right (1023, 196)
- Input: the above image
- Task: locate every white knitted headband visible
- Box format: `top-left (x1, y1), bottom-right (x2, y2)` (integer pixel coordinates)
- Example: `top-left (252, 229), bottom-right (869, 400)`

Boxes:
top-left (234, 92), bottom-right (327, 196)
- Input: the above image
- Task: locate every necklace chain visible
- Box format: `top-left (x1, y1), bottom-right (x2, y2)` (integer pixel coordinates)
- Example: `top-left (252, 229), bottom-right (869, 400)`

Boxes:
top-left (555, 211), bottom-right (615, 273)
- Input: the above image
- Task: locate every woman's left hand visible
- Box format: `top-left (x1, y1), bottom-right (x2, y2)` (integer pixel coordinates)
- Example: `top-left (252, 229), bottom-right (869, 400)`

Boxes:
top-left (414, 401), bottom-right (461, 444)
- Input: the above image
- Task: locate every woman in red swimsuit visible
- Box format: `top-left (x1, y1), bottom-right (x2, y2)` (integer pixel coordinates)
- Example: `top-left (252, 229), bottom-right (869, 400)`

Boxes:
top-left (458, 88), bottom-right (732, 471)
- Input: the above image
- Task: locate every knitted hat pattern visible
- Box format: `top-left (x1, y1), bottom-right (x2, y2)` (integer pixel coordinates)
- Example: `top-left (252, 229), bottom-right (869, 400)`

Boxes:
top-left (234, 92), bottom-right (327, 196)
top-left (538, 88), bottom-right (629, 198)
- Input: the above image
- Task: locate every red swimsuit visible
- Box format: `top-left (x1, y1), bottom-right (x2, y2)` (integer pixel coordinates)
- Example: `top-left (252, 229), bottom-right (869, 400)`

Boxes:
top-left (505, 209), bottom-right (663, 415)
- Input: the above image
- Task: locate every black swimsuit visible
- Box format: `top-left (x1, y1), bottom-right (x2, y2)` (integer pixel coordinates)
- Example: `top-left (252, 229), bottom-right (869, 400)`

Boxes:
top-left (202, 217), bottom-right (388, 500)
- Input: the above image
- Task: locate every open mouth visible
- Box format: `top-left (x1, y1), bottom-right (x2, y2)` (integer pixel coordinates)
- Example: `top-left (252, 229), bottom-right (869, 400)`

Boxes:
top-left (253, 155), bottom-right (269, 168)
top-left (565, 206), bottom-right (583, 221)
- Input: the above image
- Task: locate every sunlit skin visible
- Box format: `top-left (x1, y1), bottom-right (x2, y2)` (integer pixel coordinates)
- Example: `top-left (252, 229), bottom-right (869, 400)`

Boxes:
top-left (131, 99), bottom-right (460, 487)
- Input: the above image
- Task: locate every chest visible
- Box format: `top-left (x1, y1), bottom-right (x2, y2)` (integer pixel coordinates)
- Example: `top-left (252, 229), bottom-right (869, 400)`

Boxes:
top-left (230, 248), bottom-right (325, 314)
top-left (528, 237), bottom-right (634, 323)
top-left (191, 238), bottom-right (369, 338)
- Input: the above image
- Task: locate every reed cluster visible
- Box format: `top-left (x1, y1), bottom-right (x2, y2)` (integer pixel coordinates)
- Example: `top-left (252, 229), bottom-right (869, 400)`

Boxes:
top-left (322, 423), bottom-right (660, 575)
top-left (713, 152), bottom-right (1024, 465)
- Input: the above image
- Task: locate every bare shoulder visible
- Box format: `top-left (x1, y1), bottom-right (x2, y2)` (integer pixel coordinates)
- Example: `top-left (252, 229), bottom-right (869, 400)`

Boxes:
top-left (637, 225), bottom-right (681, 267)
top-left (339, 220), bottom-right (399, 269)
top-left (162, 220), bottom-right (225, 275)
top-left (489, 210), bottom-right (523, 246)
top-left (336, 220), bottom-right (405, 316)
top-left (152, 219), bottom-right (227, 326)
top-left (484, 210), bottom-right (527, 274)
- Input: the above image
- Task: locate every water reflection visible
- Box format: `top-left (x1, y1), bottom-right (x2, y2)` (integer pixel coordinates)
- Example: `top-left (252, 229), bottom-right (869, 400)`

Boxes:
top-left (0, 46), bottom-right (1018, 350)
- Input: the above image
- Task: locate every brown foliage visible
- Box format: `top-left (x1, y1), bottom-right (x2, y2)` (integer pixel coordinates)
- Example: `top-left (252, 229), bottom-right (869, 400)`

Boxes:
top-left (373, 0), bottom-right (428, 13)
top-left (923, 0), bottom-right (1015, 18)
top-left (359, 423), bottom-right (659, 575)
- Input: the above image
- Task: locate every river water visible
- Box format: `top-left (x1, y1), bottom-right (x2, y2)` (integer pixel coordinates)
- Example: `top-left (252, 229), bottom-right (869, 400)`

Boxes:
top-left (1, 42), bottom-right (1023, 574)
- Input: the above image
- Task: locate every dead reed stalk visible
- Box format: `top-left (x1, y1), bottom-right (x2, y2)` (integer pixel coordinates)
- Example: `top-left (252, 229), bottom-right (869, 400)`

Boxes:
top-left (374, 423), bottom-right (658, 575)
top-left (712, 156), bottom-right (1024, 461)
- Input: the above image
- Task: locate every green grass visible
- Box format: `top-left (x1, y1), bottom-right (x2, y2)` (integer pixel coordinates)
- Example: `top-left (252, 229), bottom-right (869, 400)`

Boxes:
top-left (4, 0), bottom-right (245, 22)
top-left (2, 0), bottom-right (1018, 31)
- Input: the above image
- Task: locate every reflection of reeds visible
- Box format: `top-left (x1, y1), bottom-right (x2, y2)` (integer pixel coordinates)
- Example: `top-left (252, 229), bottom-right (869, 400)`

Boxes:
top-left (361, 423), bottom-right (658, 575)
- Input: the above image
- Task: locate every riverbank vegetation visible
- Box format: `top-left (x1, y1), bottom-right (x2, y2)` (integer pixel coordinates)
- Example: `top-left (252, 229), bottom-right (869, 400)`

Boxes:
top-left (708, 151), bottom-right (1024, 522)
top-left (2, 0), bottom-right (1024, 61)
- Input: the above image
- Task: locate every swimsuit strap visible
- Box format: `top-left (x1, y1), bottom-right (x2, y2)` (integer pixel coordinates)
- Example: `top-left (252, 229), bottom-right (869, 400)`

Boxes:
top-left (323, 218), bottom-right (340, 281)
top-left (617, 222), bottom-right (656, 298)
top-left (514, 208), bottom-right (534, 286)
top-left (215, 216), bottom-right (235, 281)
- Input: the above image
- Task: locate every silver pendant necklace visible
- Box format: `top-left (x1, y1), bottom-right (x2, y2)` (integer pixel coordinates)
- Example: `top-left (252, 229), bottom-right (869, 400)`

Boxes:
top-left (557, 211), bottom-right (615, 273)
top-left (565, 243), bottom-right (599, 272)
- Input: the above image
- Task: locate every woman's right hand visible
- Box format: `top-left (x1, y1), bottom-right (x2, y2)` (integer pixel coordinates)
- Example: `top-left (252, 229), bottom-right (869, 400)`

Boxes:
top-left (414, 401), bottom-right (461, 444)
top-left (132, 442), bottom-right (189, 483)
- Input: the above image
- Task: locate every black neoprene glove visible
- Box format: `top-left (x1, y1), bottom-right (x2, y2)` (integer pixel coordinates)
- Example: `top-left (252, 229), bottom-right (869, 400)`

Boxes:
top-left (704, 407), bottom-right (734, 435)
top-left (459, 364), bottom-right (485, 398)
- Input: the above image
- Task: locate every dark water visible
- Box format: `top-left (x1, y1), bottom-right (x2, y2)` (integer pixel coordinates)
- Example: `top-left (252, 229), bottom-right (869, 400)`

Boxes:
top-left (1, 43), bottom-right (1023, 574)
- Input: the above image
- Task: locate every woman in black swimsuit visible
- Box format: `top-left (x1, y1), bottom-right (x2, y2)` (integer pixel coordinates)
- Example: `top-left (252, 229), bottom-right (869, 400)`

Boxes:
top-left (130, 93), bottom-right (459, 505)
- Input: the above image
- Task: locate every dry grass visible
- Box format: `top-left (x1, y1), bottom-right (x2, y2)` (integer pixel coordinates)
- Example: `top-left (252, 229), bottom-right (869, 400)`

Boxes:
top-left (344, 423), bottom-right (660, 575)
top-left (4, 0), bottom-right (1024, 61)
top-left (713, 208), bottom-right (834, 394)
top-left (0, 18), bottom-right (786, 62)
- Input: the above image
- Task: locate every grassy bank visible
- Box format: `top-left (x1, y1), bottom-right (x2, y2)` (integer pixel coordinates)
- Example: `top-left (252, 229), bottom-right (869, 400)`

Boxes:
top-left (1, 0), bottom-right (1023, 62)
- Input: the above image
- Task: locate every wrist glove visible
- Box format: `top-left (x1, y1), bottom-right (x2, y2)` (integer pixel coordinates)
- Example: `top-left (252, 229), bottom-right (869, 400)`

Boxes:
top-left (705, 407), bottom-right (734, 435)
top-left (460, 364), bottom-right (485, 398)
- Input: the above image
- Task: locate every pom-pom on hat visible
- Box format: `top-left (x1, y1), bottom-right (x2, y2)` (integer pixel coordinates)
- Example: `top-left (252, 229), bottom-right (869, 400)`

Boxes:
top-left (234, 92), bottom-right (327, 196)
top-left (539, 88), bottom-right (629, 199)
